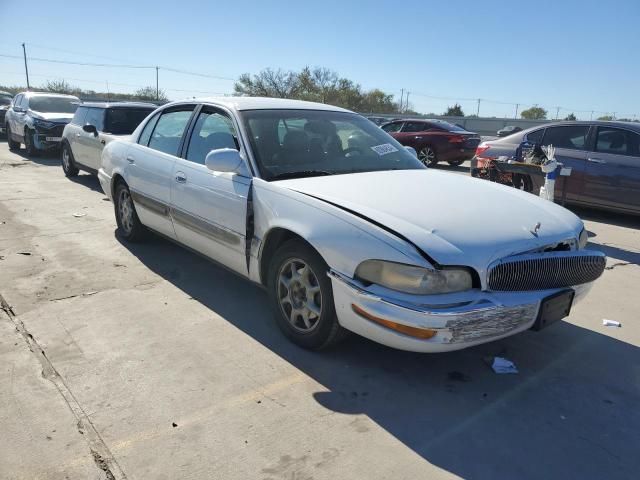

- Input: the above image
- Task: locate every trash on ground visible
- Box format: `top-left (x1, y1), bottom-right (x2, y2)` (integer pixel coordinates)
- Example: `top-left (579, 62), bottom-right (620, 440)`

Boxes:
top-left (488, 356), bottom-right (518, 374)
top-left (602, 319), bottom-right (622, 327)
top-left (72, 212), bottom-right (87, 218)
top-left (17, 252), bottom-right (32, 256)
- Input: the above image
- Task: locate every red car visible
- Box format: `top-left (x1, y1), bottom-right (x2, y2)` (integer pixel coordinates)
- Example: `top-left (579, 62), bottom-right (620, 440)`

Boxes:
top-left (381, 119), bottom-right (480, 167)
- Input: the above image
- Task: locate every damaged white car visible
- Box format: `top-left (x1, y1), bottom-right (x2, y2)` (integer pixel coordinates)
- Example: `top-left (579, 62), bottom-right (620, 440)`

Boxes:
top-left (99, 97), bottom-right (606, 352)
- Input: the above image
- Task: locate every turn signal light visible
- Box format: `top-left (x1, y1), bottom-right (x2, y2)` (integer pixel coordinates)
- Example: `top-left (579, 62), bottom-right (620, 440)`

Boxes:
top-left (351, 304), bottom-right (437, 340)
top-left (475, 145), bottom-right (493, 159)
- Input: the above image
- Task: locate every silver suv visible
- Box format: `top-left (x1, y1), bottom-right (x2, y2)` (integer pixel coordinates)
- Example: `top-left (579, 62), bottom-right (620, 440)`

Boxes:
top-left (5, 92), bottom-right (79, 155)
top-left (61, 102), bottom-right (156, 177)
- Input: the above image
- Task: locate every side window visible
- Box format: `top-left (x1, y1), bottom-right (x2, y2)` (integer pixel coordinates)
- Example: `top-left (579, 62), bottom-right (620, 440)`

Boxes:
top-left (382, 122), bottom-right (402, 133)
top-left (147, 108), bottom-right (194, 156)
top-left (138, 113), bottom-right (160, 146)
top-left (186, 110), bottom-right (238, 164)
top-left (542, 126), bottom-right (589, 150)
top-left (20, 96), bottom-right (29, 108)
top-left (13, 94), bottom-right (22, 108)
top-left (84, 108), bottom-right (105, 131)
top-left (526, 128), bottom-right (545, 144)
top-left (595, 127), bottom-right (640, 157)
top-left (72, 107), bottom-right (88, 125)
top-left (402, 122), bottom-right (427, 133)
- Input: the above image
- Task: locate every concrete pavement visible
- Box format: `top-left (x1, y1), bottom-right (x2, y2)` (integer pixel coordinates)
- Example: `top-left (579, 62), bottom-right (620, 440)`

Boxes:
top-left (0, 144), bottom-right (639, 480)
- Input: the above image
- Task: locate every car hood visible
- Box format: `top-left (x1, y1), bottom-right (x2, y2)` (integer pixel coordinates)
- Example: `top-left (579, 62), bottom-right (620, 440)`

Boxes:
top-left (30, 111), bottom-right (74, 123)
top-left (274, 169), bottom-right (583, 273)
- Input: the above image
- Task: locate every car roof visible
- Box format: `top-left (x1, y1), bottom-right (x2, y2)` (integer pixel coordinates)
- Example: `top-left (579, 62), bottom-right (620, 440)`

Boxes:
top-left (20, 91), bottom-right (80, 100)
top-left (523, 120), bottom-right (640, 133)
top-left (80, 102), bottom-right (157, 109)
top-left (165, 96), bottom-right (354, 113)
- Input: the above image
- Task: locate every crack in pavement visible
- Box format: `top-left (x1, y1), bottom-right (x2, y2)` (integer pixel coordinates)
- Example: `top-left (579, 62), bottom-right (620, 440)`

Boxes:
top-left (0, 292), bottom-right (127, 480)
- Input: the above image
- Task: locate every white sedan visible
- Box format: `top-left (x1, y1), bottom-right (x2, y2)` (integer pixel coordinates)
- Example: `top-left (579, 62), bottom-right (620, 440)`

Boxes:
top-left (98, 97), bottom-right (605, 352)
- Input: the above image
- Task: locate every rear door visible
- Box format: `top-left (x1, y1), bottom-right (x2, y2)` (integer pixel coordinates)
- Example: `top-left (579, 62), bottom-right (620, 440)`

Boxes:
top-left (67, 107), bottom-right (87, 162)
top-left (170, 105), bottom-right (250, 276)
top-left (540, 125), bottom-right (591, 202)
top-left (394, 121), bottom-right (428, 149)
top-left (125, 105), bottom-right (196, 239)
top-left (582, 126), bottom-right (640, 212)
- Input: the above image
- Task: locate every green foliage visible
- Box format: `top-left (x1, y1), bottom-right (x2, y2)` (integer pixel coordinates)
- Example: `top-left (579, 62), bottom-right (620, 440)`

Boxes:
top-left (134, 86), bottom-right (168, 102)
top-left (234, 66), bottom-right (404, 113)
top-left (521, 107), bottom-right (547, 120)
top-left (444, 103), bottom-right (464, 117)
top-left (597, 115), bottom-right (614, 121)
top-left (564, 113), bottom-right (577, 121)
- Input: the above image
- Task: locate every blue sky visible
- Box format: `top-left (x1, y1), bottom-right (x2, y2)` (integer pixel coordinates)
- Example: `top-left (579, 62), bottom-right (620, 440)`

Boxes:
top-left (1, 0), bottom-right (637, 119)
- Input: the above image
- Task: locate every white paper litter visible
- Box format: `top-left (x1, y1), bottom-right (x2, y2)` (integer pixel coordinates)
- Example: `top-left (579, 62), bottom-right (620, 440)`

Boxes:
top-left (491, 357), bottom-right (518, 374)
top-left (602, 319), bottom-right (622, 327)
top-left (72, 213), bottom-right (87, 218)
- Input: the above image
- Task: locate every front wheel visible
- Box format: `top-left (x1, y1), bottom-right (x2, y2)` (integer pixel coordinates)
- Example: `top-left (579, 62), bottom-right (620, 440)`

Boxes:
top-left (61, 144), bottom-right (79, 177)
top-left (447, 159), bottom-right (465, 167)
top-left (6, 125), bottom-right (20, 151)
top-left (114, 182), bottom-right (147, 242)
top-left (267, 239), bottom-right (347, 350)
top-left (24, 128), bottom-right (40, 156)
top-left (418, 146), bottom-right (438, 166)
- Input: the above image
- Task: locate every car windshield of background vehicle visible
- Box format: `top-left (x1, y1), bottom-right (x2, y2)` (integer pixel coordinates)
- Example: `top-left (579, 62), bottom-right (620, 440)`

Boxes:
top-left (28, 97), bottom-right (79, 114)
top-left (434, 120), bottom-right (468, 132)
top-left (242, 110), bottom-right (424, 180)
top-left (105, 108), bottom-right (155, 135)
top-left (0, 97), bottom-right (11, 106)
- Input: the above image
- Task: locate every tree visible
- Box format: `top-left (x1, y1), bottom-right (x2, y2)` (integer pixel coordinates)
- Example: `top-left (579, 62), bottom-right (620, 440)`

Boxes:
top-left (521, 107), bottom-right (547, 120)
top-left (597, 115), bottom-right (614, 121)
top-left (43, 79), bottom-right (77, 95)
top-left (234, 68), bottom-right (300, 98)
top-left (134, 86), bottom-right (168, 102)
top-left (564, 113), bottom-right (577, 121)
top-left (444, 103), bottom-right (464, 117)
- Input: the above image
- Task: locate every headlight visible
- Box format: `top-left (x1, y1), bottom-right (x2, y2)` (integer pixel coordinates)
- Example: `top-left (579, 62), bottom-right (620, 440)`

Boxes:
top-left (355, 260), bottom-right (473, 295)
top-left (33, 118), bottom-right (56, 129)
top-left (578, 227), bottom-right (589, 249)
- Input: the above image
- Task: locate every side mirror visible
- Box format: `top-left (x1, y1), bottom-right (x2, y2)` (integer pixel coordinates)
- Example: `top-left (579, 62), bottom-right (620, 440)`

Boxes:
top-left (83, 124), bottom-right (98, 136)
top-left (404, 146), bottom-right (418, 158)
top-left (205, 148), bottom-right (250, 176)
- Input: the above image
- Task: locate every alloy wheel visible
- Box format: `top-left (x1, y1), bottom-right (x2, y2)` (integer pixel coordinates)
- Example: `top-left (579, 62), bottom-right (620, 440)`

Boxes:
top-left (418, 146), bottom-right (436, 166)
top-left (62, 147), bottom-right (70, 170)
top-left (118, 188), bottom-right (134, 235)
top-left (277, 258), bottom-right (323, 332)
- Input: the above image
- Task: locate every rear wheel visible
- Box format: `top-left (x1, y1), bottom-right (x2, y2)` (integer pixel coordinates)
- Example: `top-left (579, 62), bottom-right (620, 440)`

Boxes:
top-left (447, 159), bottom-right (465, 167)
top-left (114, 182), bottom-right (147, 242)
top-left (418, 146), bottom-right (437, 166)
top-left (6, 125), bottom-right (20, 151)
top-left (61, 143), bottom-right (79, 177)
top-left (24, 128), bottom-right (40, 156)
top-left (267, 239), bottom-right (347, 350)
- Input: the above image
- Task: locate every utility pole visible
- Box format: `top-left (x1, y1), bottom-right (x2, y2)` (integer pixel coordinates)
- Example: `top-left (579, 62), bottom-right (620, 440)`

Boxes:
top-left (514, 103), bottom-right (519, 119)
top-left (155, 66), bottom-right (159, 101)
top-left (21, 43), bottom-right (30, 90)
top-left (555, 106), bottom-right (560, 120)
top-left (106, 81), bottom-right (111, 102)
top-left (590, 110), bottom-right (594, 120)
top-left (612, 112), bottom-right (616, 120)
top-left (405, 91), bottom-right (410, 112)
top-left (476, 98), bottom-right (481, 117)
top-left (399, 89), bottom-right (404, 113)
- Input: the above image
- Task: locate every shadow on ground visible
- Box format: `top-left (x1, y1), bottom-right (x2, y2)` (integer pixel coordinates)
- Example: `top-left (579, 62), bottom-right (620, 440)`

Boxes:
top-left (117, 232), bottom-right (639, 480)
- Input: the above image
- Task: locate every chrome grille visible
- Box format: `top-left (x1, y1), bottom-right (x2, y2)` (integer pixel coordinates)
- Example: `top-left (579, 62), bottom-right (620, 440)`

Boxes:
top-left (488, 251), bottom-right (606, 291)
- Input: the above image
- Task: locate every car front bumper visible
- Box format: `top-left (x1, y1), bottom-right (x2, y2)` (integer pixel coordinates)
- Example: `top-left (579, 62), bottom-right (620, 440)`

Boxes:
top-left (330, 271), bottom-right (593, 352)
top-left (98, 168), bottom-right (112, 200)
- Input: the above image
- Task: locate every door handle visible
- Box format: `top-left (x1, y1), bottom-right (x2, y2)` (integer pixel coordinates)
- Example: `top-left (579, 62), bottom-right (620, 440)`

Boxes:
top-left (587, 157), bottom-right (606, 164)
top-left (175, 172), bottom-right (187, 183)
top-left (76, 133), bottom-right (81, 137)
top-left (126, 155), bottom-right (135, 164)
top-left (100, 139), bottom-right (106, 145)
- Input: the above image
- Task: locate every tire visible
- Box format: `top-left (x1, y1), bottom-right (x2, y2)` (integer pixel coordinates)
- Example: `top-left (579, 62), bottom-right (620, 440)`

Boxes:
top-left (447, 159), bottom-right (465, 167)
top-left (6, 125), bottom-right (20, 151)
top-left (267, 239), bottom-right (347, 350)
top-left (24, 128), bottom-right (40, 156)
top-left (114, 181), bottom-right (147, 242)
top-left (418, 145), bottom-right (438, 166)
top-left (61, 143), bottom-right (79, 177)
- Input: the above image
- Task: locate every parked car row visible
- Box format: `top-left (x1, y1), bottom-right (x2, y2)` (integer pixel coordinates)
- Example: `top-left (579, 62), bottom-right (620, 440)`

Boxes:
top-left (472, 121), bottom-right (640, 215)
top-left (3, 94), bottom-right (606, 353)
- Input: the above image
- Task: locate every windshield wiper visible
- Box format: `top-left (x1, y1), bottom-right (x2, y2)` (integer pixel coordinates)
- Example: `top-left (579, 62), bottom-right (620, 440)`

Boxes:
top-left (269, 170), bottom-right (333, 181)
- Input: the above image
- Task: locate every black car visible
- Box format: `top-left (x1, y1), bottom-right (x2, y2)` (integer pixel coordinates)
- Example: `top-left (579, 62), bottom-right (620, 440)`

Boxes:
top-left (497, 125), bottom-right (522, 137)
top-left (0, 91), bottom-right (13, 136)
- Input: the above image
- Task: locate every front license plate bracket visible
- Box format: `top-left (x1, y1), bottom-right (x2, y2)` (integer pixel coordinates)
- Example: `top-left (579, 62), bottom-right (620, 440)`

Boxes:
top-left (531, 289), bottom-right (575, 331)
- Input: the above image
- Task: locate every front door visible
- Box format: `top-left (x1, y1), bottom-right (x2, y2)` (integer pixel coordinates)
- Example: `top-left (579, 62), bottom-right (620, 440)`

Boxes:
top-left (76, 107), bottom-right (105, 169)
top-left (170, 106), bottom-right (250, 276)
top-left (583, 126), bottom-right (640, 213)
top-left (125, 105), bottom-right (196, 239)
top-left (540, 125), bottom-right (591, 203)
